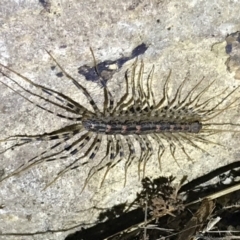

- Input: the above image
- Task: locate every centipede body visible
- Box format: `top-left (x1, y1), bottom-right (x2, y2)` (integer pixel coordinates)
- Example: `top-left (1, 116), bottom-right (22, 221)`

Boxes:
top-left (0, 51), bottom-right (239, 191)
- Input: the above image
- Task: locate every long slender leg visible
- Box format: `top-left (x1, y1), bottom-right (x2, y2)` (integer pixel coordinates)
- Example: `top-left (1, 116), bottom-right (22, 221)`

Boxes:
top-left (134, 135), bottom-right (147, 180)
top-left (201, 125), bottom-right (240, 134)
top-left (190, 87), bottom-right (228, 115)
top-left (135, 60), bottom-right (145, 110)
top-left (46, 50), bottom-right (103, 117)
top-left (149, 65), bottom-right (156, 108)
top-left (44, 132), bottom-right (102, 189)
top-left (162, 133), bottom-right (181, 168)
top-left (99, 135), bottom-right (117, 187)
top-left (175, 76), bottom-right (208, 111)
top-left (0, 129), bottom-right (90, 183)
top-left (201, 87), bottom-right (240, 121)
top-left (103, 86), bottom-right (109, 115)
top-left (140, 135), bottom-right (153, 178)
top-left (100, 134), bottom-right (127, 187)
top-left (102, 85), bottom-right (114, 116)
top-left (177, 133), bottom-right (212, 156)
top-left (89, 47), bottom-right (115, 113)
top-left (81, 134), bottom-right (126, 191)
top-left (0, 123), bottom-right (83, 154)
top-left (131, 59), bottom-right (137, 107)
top-left (113, 59), bottom-right (146, 116)
top-left (117, 59), bottom-right (147, 115)
top-left (0, 77), bottom-right (86, 121)
top-left (184, 77), bottom-right (213, 108)
top-left (119, 59), bottom-right (143, 117)
top-left (112, 70), bottom-right (130, 114)
top-left (124, 135), bottom-right (136, 186)
top-left (153, 69), bottom-right (172, 110)
top-left (166, 72), bottom-right (190, 110)
top-left (135, 60), bottom-right (155, 114)
top-left (144, 63), bottom-right (155, 110)
top-left (170, 133), bottom-right (193, 163)
top-left (181, 132), bottom-right (224, 148)
top-left (81, 134), bottom-right (111, 192)
top-left (0, 65), bottom-right (92, 117)
top-left (151, 134), bottom-right (165, 171)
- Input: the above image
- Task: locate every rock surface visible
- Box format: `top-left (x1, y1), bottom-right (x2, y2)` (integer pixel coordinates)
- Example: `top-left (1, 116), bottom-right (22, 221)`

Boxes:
top-left (0, 1), bottom-right (240, 239)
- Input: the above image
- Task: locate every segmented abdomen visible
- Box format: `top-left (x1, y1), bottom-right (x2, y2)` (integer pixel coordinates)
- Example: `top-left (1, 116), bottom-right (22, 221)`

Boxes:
top-left (82, 119), bottom-right (202, 134)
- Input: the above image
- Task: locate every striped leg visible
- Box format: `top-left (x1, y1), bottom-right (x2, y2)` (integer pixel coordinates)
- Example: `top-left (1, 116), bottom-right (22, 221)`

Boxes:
top-left (144, 63), bottom-right (155, 110)
top-left (151, 134), bottom-right (165, 171)
top-left (99, 135), bottom-right (117, 187)
top-left (166, 72), bottom-right (190, 110)
top-left (134, 60), bottom-right (155, 114)
top-left (134, 135), bottom-right (147, 180)
top-left (99, 134), bottom-right (127, 187)
top-left (170, 133), bottom-right (193, 163)
top-left (44, 132), bottom-right (102, 189)
top-left (177, 133), bottom-right (212, 156)
top-left (112, 69), bottom-right (131, 114)
top-left (81, 135), bottom-right (111, 191)
top-left (0, 74), bottom-right (88, 121)
top-left (124, 135), bottom-right (136, 186)
top-left (81, 134), bottom-right (126, 191)
top-left (162, 133), bottom-right (181, 168)
top-left (174, 76), bottom-right (208, 111)
top-left (112, 61), bottom-right (139, 115)
top-left (0, 123), bottom-right (83, 154)
top-left (103, 86), bottom-right (115, 116)
top-left (134, 60), bottom-right (145, 111)
top-left (201, 86), bottom-right (240, 121)
top-left (140, 135), bottom-right (153, 178)
top-left (1, 129), bottom-right (94, 184)
top-left (46, 50), bottom-right (103, 118)
top-left (153, 69), bottom-right (172, 111)
top-left (0, 63), bottom-right (93, 116)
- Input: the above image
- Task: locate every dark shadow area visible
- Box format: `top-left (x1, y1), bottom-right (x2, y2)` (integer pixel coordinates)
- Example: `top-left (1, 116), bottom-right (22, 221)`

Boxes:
top-left (65, 161), bottom-right (240, 240)
top-left (78, 43), bottom-right (148, 86)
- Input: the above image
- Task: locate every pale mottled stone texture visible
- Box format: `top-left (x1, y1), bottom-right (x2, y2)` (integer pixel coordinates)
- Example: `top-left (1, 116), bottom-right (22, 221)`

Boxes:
top-left (0, 0), bottom-right (240, 239)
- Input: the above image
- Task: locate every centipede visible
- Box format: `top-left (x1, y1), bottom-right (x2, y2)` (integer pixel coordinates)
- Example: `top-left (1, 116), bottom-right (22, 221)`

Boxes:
top-left (0, 50), bottom-right (239, 191)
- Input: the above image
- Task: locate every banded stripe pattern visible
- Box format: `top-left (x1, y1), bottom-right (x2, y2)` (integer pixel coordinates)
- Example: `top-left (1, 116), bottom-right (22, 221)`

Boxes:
top-left (0, 51), bottom-right (239, 191)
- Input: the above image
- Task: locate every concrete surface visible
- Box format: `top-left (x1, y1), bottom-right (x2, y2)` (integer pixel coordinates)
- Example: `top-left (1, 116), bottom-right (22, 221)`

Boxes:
top-left (0, 0), bottom-right (240, 239)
